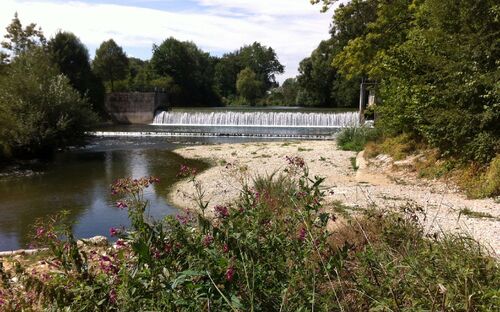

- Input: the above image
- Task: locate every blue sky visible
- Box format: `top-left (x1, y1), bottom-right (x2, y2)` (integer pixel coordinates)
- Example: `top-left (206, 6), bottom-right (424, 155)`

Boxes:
top-left (1, 0), bottom-right (342, 82)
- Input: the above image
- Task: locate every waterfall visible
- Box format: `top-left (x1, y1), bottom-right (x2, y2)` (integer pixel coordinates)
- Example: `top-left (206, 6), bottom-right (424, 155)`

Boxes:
top-left (152, 111), bottom-right (359, 128)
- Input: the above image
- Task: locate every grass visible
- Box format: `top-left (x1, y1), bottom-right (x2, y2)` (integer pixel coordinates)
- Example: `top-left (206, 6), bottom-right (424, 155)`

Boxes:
top-left (459, 208), bottom-right (496, 220)
top-left (297, 147), bottom-right (313, 152)
top-left (336, 127), bottom-right (381, 152)
top-left (350, 156), bottom-right (359, 171)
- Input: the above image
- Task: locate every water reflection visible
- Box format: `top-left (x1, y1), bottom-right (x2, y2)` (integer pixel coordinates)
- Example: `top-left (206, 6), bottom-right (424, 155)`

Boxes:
top-left (0, 139), bottom-right (208, 251)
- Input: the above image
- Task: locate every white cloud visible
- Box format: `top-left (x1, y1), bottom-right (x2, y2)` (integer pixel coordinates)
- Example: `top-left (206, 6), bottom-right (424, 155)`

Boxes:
top-left (0, 0), bottom-right (341, 82)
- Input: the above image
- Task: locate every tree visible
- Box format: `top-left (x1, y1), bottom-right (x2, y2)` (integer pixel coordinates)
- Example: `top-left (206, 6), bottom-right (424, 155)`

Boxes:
top-left (214, 42), bottom-right (284, 103)
top-left (151, 37), bottom-right (218, 106)
top-left (376, 0), bottom-right (500, 163)
top-left (281, 78), bottom-right (299, 106)
top-left (1, 12), bottom-right (46, 63)
top-left (92, 39), bottom-right (129, 92)
top-left (0, 48), bottom-right (97, 158)
top-left (48, 31), bottom-right (105, 116)
top-left (236, 68), bottom-right (263, 105)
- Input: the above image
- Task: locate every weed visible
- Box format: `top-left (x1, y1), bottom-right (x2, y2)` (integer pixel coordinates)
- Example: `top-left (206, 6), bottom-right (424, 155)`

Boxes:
top-left (458, 208), bottom-right (495, 220)
top-left (336, 127), bottom-right (381, 152)
top-left (350, 156), bottom-right (359, 171)
top-left (298, 147), bottom-right (313, 152)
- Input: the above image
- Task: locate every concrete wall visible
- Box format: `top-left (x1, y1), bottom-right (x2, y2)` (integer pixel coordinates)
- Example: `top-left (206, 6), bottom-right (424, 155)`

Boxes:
top-left (105, 92), bottom-right (168, 124)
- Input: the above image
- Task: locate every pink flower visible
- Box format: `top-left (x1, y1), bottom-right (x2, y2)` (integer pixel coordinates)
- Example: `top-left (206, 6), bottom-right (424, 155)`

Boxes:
top-left (298, 227), bottom-right (307, 242)
top-left (116, 201), bottom-right (127, 209)
top-left (215, 205), bottom-right (229, 218)
top-left (202, 234), bottom-right (214, 247)
top-left (225, 266), bottom-right (235, 282)
top-left (109, 289), bottom-right (117, 304)
top-left (35, 227), bottom-right (45, 238)
top-left (109, 227), bottom-right (119, 237)
top-left (223, 243), bottom-right (229, 253)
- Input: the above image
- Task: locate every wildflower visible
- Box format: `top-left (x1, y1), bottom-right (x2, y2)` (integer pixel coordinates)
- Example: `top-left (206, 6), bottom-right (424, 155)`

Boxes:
top-left (35, 227), bottom-right (45, 238)
top-left (177, 164), bottom-right (197, 178)
top-left (202, 234), bottom-right (214, 247)
top-left (225, 266), bottom-right (235, 282)
top-left (286, 156), bottom-right (305, 168)
top-left (223, 243), bottom-right (229, 253)
top-left (109, 227), bottom-right (119, 237)
top-left (151, 248), bottom-right (161, 259)
top-left (116, 201), bottom-right (127, 209)
top-left (215, 205), bottom-right (229, 218)
top-left (176, 213), bottom-right (190, 225)
top-left (298, 227), bottom-right (307, 242)
top-left (109, 289), bottom-right (117, 305)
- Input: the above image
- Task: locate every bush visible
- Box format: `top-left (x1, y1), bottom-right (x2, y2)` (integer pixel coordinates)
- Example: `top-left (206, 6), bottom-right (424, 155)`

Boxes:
top-left (458, 154), bottom-right (500, 199)
top-left (364, 133), bottom-right (419, 160)
top-left (336, 127), bottom-right (381, 152)
top-left (0, 48), bottom-right (97, 158)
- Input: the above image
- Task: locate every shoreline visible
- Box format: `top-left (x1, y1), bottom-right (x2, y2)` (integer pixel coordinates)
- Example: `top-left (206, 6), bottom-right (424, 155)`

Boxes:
top-left (168, 140), bottom-right (500, 256)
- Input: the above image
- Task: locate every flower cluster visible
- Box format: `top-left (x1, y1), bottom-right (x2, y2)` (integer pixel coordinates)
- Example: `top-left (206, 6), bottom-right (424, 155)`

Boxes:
top-left (285, 156), bottom-right (305, 169)
top-left (176, 165), bottom-right (197, 178)
top-left (99, 255), bottom-right (119, 275)
top-left (202, 234), bottom-right (214, 247)
top-left (225, 266), bottom-right (235, 282)
top-left (214, 205), bottom-right (229, 219)
top-left (111, 176), bottom-right (159, 196)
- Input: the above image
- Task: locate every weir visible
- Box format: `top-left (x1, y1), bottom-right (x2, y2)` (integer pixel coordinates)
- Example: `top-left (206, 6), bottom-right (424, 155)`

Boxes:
top-left (152, 111), bottom-right (359, 128)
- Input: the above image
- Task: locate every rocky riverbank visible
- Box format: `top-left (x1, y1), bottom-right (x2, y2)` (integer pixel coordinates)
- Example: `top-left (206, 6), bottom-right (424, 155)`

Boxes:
top-left (169, 140), bottom-right (500, 255)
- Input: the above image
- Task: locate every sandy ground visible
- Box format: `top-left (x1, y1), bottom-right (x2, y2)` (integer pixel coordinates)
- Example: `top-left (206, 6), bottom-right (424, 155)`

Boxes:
top-left (169, 140), bottom-right (500, 256)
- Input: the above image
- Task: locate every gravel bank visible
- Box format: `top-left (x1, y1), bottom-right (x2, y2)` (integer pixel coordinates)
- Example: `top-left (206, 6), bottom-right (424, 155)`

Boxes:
top-left (169, 140), bottom-right (500, 256)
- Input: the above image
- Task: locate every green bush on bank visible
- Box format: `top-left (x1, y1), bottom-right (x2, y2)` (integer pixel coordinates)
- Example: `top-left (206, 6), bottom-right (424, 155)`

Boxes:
top-left (336, 127), bottom-right (381, 152)
top-left (0, 159), bottom-right (498, 311)
top-left (0, 49), bottom-right (97, 159)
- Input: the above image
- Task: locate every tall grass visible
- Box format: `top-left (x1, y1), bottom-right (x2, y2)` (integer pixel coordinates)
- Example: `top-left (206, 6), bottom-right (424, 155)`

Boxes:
top-left (336, 127), bottom-right (380, 152)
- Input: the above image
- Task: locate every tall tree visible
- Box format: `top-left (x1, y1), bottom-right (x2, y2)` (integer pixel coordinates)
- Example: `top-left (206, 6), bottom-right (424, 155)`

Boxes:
top-left (214, 42), bottom-right (284, 102)
top-left (1, 12), bottom-right (46, 63)
top-left (151, 37), bottom-right (218, 106)
top-left (48, 31), bottom-right (105, 115)
top-left (236, 67), bottom-right (263, 105)
top-left (92, 39), bottom-right (128, 92)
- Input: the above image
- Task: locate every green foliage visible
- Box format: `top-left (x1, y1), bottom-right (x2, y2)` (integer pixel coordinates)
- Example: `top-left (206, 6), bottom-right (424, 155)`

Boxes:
top-left (236, 67), bottom-right (263, 105)
top-left (336, 127), bottom-right (381, 152)
top-left (48, 31), bottom-right (105, 117)
top-left (92, 39), bottom-right (129, 92)
top-left (151, 37), bottom-right (219, 106)
top-left (322, 0), bottom-right (500, 164)
top-left (0, 13), bottom-right (46, 63)
top-left (0, 48), bottom-right (97, 158)
top-left (295, 0), bottom-right (381, 108)
top-left (459, 154), bottom-right (500, 199)
top-left (214, 42), bottom-right (284, 104)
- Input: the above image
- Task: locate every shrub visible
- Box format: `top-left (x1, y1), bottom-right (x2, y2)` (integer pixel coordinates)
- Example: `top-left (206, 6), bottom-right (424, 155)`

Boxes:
top-left (364, 133), bottom-right (419, 161)
top-left (336, 127), bottom-right (381, 152)
top-left (0, 48), bottom-right (97, 158)
top-left (459, 154), bottom-right (500, 199)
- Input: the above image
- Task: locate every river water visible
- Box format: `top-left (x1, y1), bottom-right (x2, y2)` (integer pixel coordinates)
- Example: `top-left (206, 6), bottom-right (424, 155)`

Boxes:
top-left (0, 107), bottom-right (357, 251)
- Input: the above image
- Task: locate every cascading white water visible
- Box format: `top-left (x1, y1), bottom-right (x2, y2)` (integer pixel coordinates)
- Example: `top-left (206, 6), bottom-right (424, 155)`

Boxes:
top-left (152, 111), bottom-right (359, 128)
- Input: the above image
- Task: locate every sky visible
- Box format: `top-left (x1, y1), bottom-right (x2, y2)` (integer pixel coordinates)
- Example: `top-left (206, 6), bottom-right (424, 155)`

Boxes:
top-left (0, 0), bottom-right (342, 82)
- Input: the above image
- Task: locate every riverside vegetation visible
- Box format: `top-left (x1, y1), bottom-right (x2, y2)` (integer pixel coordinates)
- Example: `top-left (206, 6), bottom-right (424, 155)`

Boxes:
top-left (0, 159), bottom-right (498, 311)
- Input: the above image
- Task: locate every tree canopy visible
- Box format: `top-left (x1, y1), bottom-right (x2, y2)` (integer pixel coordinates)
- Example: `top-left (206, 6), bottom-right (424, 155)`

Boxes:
top-left (312, 0), bottom-right (500, 163)
top-left (92, 39), bottom-right (129, 92)
top-left (48, 31), bottom-right (105, 116)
